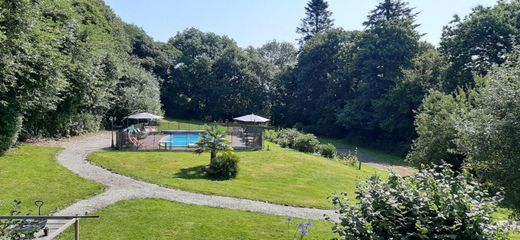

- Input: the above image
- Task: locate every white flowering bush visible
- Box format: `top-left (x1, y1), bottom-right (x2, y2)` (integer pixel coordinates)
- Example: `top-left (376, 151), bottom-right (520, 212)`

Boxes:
top-left (330, 163), bottom-right (508, 239)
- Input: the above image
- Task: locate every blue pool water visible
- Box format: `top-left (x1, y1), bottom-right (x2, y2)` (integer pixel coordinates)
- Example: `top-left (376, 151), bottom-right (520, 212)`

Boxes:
top-left (161, 134), bottom-right (202, 147)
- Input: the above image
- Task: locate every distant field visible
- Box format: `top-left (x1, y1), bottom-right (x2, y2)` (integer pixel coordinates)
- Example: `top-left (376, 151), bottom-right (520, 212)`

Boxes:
top-left (0, 145), bottom-right (103, 215)
top-left (58, 199), bottom-right (334, 240)
top-left (89, 142), bottom-right (382, 209)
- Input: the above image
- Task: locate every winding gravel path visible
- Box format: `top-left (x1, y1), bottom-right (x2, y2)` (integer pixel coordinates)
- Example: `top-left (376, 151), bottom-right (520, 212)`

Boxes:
top-left (52, 132), bottom-right (337, 221)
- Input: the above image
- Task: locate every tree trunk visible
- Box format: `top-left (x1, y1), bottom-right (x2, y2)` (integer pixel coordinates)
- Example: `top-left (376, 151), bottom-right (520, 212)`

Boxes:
top-left (210, 150), bottom-right (217, 164)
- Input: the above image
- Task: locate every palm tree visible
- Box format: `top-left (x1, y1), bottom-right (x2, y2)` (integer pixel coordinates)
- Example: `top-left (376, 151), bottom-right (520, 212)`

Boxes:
top-left (194, 124), bottom-right (232, 164)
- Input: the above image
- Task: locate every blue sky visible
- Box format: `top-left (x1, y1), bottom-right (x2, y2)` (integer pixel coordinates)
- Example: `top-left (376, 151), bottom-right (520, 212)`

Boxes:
top-left (105, 0), bottom-right (498, 48)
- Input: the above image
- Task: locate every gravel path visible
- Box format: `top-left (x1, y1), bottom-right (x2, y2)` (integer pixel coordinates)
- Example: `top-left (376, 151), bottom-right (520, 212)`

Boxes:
top-left (52, 132), bottom-right (337, 221)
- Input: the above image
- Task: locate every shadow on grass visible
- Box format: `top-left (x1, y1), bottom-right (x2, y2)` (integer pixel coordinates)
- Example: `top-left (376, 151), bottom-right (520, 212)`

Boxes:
top-left (174, 165), bottom-right (236, 182)
top-left (174, 165), bottom-right (208, 180)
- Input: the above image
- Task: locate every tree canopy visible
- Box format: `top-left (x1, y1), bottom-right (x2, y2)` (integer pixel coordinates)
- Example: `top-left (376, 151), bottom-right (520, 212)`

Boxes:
top-left (0, 0), bottom-right (163, 154)
top-left (297, 0), bottom-right (334, 45)
top-left (440, 1), bottom-right (520, 91)
top-left (364, 0), bottom-right (418, 28)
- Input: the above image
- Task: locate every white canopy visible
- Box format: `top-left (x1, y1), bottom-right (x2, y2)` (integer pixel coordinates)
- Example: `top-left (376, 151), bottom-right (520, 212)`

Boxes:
top-left (124, 112), bottom-right (164, 120)
top-left (233, 114), bottom-right (270, 123)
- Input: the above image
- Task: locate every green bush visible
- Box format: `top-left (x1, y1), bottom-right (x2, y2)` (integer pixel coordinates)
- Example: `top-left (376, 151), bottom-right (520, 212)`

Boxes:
top-left (293, 133), bottom-right (320, 153)
top-left (264, 129), bottom-right (279, 142)
top-left (0, 108), bottom-right (22, 155)
top-left (337, 150), bottom-right (361, 168)
top-left (276, 137), bottom-right (291, 149)
top-left (319, 144), bottom-right (336, 158)
top-left (330, 163), bottom-right (507, 239)
top-left (270, 129), bottom-right (324, 154)
top-left (206, 151), bottom-right (240, 180)
top-left (276, 128), bottom-right (301, 148)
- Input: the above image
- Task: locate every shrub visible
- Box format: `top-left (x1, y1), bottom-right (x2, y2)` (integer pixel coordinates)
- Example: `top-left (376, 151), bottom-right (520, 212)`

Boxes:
top-left (336, 148), bottom-right (361, 168)
top-left (319, 144), bottom-right (336, 158)
top-left (0, 108), bottom-right (22, 155)
top-left (206, 151), bottom-right (239, 180)
top-left (276, 137), bottom-right (291, 149)
top-left (276, 128), bottom-right (301, 148)
top-left (264, 129), bottom-right (279, 142)
top-left (293, 133), bottom-right (320, 153)
top-left (330, 163), bottom-right (507, 239)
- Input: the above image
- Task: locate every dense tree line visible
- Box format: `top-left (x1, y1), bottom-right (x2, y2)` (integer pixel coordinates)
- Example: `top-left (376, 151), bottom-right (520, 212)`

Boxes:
top-left (407, 1), bottom-right (520, 214)
top-left (0, 0), bottom-right (162, 154)
top-left (277, 0), bottom-right (426, 153)
top-left (160, 28), bottom-right (279, 120)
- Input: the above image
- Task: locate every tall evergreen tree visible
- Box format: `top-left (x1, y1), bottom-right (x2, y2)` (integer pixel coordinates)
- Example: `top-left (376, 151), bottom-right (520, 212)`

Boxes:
top-left (364, 0), bottom-right (417, 28)
top-left (337, 0), bottom-right (421, 151)
top-left (296, 0), bottom-right (334, 45)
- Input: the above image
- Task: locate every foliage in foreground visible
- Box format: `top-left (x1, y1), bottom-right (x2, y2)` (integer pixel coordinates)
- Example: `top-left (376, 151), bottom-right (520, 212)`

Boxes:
top-left (0, 200), bottom-right (45, 240)
top-left (407, 49), bottom-right (520, 215)
top-left (330, 163), bottom-right (507, 239)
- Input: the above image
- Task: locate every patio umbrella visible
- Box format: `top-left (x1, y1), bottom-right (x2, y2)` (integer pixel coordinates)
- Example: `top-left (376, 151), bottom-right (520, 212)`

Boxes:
top-left (124, 112), bottom-right (164, 120)
top-left (233, 113), bottom-right (270, 123)
top-left (124, 112), bottom-right (164, 129)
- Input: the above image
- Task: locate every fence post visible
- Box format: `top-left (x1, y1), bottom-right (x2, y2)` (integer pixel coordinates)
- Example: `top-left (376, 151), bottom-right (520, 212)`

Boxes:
top-left (75, 217), bottom-right (80, 240)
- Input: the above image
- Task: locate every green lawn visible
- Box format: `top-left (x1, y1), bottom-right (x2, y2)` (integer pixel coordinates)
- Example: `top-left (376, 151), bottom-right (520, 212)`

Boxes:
top-left (512, 232), bottom-right (520, 240)
top-left (158, 117), bottom-right (267, 132)
top-left (58, 199), bottom-right (334, 240)
top-left (0, 145), bottom-right (103, 215)
top-left (89, 142), bottom-right (381, 209)
top-left (318, 137), bottom-right (409, 166)
top-left (492, 208), bottom-right (515, 220)
top-left (159, 118), bottom-right (217, 131)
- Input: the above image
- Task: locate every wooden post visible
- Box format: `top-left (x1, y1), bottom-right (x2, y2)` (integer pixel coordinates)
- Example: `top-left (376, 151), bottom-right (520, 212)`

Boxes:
top-left (75, 218), bottom-right (80, 240)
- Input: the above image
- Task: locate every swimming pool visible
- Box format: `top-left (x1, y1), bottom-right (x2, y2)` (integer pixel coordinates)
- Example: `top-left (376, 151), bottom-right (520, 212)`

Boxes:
top-left (160, 132), bottom-right (205, 147)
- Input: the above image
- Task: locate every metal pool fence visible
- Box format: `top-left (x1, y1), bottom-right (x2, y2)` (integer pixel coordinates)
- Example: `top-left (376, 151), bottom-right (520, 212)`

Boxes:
top-left (115, 123), bottom-right (264, 151)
